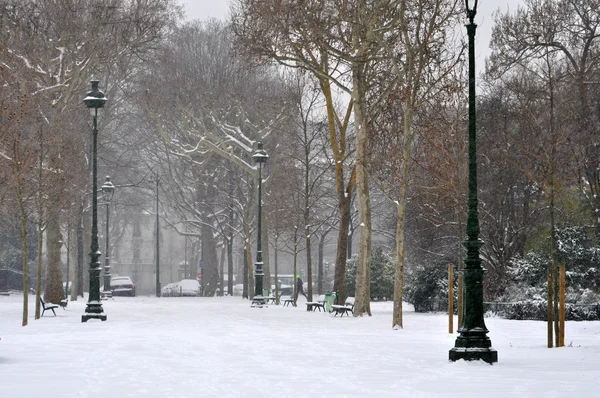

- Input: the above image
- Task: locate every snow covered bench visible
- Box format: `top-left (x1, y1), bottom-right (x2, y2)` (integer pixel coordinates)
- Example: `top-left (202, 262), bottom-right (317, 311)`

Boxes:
top-left (40, 298), bottom-right (59, 317)
top-left (282, 296), bottom-right (294, 307)
top-left (306, 294), bottom-right (326, 312)
top-left (331, 297), bottom-right (354, 317)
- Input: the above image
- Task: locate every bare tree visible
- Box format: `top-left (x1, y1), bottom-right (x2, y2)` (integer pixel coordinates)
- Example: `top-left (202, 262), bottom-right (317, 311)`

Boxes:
top-left (231, 1), bottom-right (357, 304)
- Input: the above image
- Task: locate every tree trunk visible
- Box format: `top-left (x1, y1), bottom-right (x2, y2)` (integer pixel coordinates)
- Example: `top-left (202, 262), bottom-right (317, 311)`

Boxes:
top-left (262, 211), bottom-right (271, 293)
top-left (317, 230), bottom-right (329, 294)
top-left (273, 235), bottom-right (279, 302)
top-left (17, 188), bottom-right (29, 326)
top-left (352, 58), bottom-right (372, 317)
top-left (244, 219), bottom-right (253, 300)
top-left (219, 237), bottom-right (226, 296)
top-left (319, 70), bottom-right (354, 304)
top-left (305, 227), bottom-right (313, 301)
top-left (293, 226), bottom-right (299, 306)
top-left (44, 205), bottom-right (64, 305)
top-left (242, 242), bottom-right (249, 299)
top-left (393, 107), bottom-right (414, 329)
top-left (201, 223), bottom-right (219, 296)
top-left (333, 197), bottom-right (351, 303)
top-left (76, 210), bottom-right (85, 298)
top-left (227, 234), bottom-right (234, 295)
top-left (35, 216), bottom-right (43, 320)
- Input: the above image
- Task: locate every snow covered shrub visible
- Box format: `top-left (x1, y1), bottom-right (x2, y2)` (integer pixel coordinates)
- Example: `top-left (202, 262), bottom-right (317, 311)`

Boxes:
top-left (499, 284), bottom-right (545, 303)
top-left (404, 258), bottom-right (455, 313)
top-left (508, 253), bottom-right (547, 286)
top-left (344, 246), bottom-right (395, 301)
top-left (555, 226), bottom-right (600, 290)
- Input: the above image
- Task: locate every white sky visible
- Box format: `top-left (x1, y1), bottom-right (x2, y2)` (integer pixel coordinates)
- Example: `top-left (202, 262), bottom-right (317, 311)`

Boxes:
top-left (178, 0), bottom-right (524, 74)
top-left (3, 294), bottom-right (600, 397)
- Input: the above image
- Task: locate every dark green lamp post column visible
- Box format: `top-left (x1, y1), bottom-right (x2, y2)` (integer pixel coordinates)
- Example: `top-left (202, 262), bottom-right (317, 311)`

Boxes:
top-left (82, 80), bottom-right (108, 322)
top-left (101, 176), bottom-right (115, 299)
top-left (449, 0), bottom-right (497, 363)
top-left (251, 142), bottom-right (268, 307)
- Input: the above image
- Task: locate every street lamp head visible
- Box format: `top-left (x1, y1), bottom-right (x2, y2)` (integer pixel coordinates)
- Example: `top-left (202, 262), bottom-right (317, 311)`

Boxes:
top-left (101, 176), bottom-right (115, 203)
top-left (84, 80), bottom-right (107, 115)
top-left (252, 141), bottom-right (268, 164)
top-left (465, 0), bottom-right (477, 22)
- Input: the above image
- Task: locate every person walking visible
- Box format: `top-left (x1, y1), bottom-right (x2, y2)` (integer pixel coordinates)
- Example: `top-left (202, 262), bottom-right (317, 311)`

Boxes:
top-left (294, 275), bottom-right (308, 304)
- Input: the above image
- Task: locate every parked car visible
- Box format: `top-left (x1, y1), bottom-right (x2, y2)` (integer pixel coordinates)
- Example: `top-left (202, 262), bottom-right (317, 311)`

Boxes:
top-left (161, 282), bottom-right (178, 297)
top-left (232, 283), bottom-right (244, 296)
top-left (110, 276), bottom-right (135, 296)
top-left (178, 279), bottom-right (200, 296)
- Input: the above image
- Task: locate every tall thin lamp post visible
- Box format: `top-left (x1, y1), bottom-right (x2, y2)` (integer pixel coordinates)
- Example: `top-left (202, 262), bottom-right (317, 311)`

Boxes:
top-left (82, 80), bottom-right (108, 322)
top-left (449, 0), bottom-right (497, 363)
top-left (252, 142), bottom-right (268, 306)
top-left (101, 176), bottom-right (115, 298)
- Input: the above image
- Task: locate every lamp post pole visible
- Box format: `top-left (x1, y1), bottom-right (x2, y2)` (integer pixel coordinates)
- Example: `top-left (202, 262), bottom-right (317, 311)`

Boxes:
top-left (101, 176), bottom-right (115, 299)
top-left (449, 0), bottom-right (496, 363)
top-left (82, 80), bottom-right (107, 322)
top-left (251, 142), bottom-right (268, 307)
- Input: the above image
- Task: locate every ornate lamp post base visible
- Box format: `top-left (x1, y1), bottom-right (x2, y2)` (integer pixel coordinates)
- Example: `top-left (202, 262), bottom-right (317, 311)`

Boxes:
top-left (449, 336), bottom-right (497, 364)
top-left (251, 260), bottom-right (266, 308)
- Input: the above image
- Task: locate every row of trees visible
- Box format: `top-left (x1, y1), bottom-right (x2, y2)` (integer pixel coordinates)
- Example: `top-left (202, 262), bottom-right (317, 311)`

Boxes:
top-left (0, 0), bottom-right (182, 325)
top-left (2, 1), bottom-right (598, 341)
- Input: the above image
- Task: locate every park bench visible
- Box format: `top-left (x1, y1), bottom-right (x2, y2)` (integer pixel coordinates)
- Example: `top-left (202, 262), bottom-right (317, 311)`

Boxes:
top-left (40, 298), bottom-right (59, 317)
top-left (281, 295), bottom-right (294, 307)
top-left (331, 297), bottom-right (355, 317)
top-left (306, 294), bottom-right (326, 312)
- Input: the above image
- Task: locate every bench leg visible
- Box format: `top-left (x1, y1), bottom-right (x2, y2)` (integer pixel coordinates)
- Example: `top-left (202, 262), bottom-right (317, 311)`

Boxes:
top-left (51, 308), bottom-right (56, 316)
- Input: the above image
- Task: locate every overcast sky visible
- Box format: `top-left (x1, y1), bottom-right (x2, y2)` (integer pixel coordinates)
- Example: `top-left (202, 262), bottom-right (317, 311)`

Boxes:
top-left (178, 0), bottom-right (524, 72)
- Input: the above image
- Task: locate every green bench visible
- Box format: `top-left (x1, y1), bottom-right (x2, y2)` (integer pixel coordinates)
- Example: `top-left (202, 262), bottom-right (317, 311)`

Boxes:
top-left (331, 297), bottom-right (355, 317)
top-left (40, 298), bottom-right (59, 317)
top-left (306, 294), bottom-right (326, 312)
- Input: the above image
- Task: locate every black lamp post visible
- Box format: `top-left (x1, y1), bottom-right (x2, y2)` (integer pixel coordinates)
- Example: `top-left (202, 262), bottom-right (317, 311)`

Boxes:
top-left (101, 176), bottom-right (115, 299)
top-left (82, 80), bottom-right (108, 322)
top-left (251, 142), bottom-right (268, 307)
top-left (449, 0), bottom-right (497, 363)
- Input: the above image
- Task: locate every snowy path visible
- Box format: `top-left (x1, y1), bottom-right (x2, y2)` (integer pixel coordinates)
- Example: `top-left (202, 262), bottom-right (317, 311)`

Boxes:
top-left (1, 295), bottom-right (599, 397)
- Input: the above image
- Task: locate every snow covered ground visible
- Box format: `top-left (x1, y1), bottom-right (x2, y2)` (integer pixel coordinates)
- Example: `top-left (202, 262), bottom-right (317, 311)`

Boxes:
top-left (1, 294), bottom-right (599, 397)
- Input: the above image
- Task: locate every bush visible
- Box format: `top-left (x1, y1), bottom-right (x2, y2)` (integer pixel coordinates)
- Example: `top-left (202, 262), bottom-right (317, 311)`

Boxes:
top-left (344, 246), bottom-right (395, 301)
top-left (404, 258), bottom-right (455, 313)
top-left (485, 300), bottom-right (600, 321)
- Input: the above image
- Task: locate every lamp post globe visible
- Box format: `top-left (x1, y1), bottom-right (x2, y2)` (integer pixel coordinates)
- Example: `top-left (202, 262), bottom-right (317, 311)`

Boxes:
top-left (82, 80), bottom-right (108, 322)
top-left (101, 176), bottom-right (115, 299)
top-left (251, 142), bottom-right (268, 307)
top-left (449, 0), bottom-right (497, 363)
